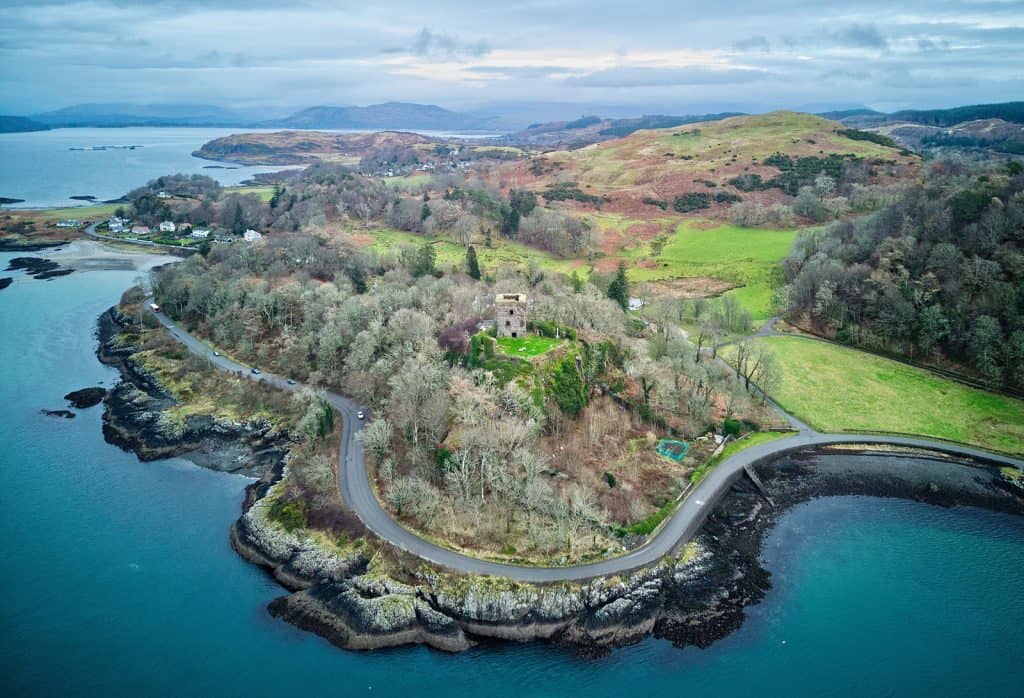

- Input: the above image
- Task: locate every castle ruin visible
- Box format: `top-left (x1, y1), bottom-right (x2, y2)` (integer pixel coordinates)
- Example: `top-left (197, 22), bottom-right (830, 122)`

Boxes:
top-left (495, 293), bottom-right (527, 338)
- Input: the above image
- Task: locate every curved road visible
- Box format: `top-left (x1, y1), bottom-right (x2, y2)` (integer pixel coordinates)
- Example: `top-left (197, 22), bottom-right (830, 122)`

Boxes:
top-left (146, 307), bottom-right (1024, 584)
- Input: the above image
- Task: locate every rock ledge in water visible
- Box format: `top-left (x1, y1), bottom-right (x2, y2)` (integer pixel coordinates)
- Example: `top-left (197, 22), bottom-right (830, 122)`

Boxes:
top-left (65, 387), bottom-right (107, 409)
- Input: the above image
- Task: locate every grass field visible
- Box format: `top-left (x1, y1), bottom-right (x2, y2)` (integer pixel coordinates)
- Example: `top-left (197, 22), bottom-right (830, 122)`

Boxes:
top-left (28, 203), bottom-right (122, 221)
top-left (734, 336), bottom-right (1024, 454)
top-left (625, 221), bottom-right (797, 320)
top-left (224, 185), bottom-right (275, 202)
top-left (496, 336), bottom-right (562, 357)
top-left (357, 227), bottom-right (580, 276)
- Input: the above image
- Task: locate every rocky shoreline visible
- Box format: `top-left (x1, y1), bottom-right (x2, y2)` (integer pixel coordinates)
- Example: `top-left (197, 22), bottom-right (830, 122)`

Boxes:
top-left (96, 307), bottom-right (289, 476)
top-left (232, 445), bottom-right (1024, 655)
top-left (95, 305), bottom-right (1024, 656)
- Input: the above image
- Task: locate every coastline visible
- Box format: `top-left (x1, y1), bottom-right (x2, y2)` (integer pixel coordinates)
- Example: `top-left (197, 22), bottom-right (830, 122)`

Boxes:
top-left (94, 303), bottom-right (1024, 653)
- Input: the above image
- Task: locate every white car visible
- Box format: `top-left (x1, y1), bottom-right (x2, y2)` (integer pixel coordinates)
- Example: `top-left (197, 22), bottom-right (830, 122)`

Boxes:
top-left (356, 410), bottom-right (365, 420)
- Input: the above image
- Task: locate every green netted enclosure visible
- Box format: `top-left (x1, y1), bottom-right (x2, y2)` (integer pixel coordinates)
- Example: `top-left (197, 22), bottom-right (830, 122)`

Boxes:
top-left (656, 439), bottom-right (690, 461)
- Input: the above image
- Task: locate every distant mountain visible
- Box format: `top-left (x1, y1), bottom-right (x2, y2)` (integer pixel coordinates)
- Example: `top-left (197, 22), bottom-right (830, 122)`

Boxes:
top-left (835, 101), bottom-right (1024, 128)
top-left (31, 103), bottom-right (259, 127)
top-left (266, 102), bottom-right (497, 132)
top-left (0, 115), bottom-right (49, 133)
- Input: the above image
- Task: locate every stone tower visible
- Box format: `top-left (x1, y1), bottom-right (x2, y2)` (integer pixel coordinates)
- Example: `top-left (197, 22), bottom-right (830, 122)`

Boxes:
top-left (495, 292), bottom-right (527, 338)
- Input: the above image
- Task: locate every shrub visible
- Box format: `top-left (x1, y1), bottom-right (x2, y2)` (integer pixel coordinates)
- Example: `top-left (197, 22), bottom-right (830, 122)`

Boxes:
top-left (673, 192), bottom-right (712, 212)
top-left (268, 497), bottom-right (308, 532)
top-left (642, 196), bottom-right (669, 210)
top-left (603, 471), bottom-right (617, 488)
top-left (723, 418), bottom-right (742, 437)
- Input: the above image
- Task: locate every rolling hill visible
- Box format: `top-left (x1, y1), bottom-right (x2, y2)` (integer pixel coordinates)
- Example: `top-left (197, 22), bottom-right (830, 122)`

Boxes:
top-left (498, 111), bottom-right (917, 217)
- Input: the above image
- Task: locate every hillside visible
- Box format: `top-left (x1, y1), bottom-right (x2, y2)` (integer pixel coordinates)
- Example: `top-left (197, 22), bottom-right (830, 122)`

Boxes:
top-left (504, 112), bottom-right (743, 148)
top-left (0, 115), bottom-right (49, 133)
top-left (867, 118), bottom-right (1024, 155)
top-left (193, 130), bottom-right (435, 165)
top-left (838, 101), bottom-right (1024, 128)
top-left (265, 102), bottom-right (496, 131)
top-left (499, 111), bottom-right (917, 218)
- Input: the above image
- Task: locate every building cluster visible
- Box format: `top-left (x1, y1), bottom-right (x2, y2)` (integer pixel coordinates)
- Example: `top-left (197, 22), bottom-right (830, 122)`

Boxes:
top-left (102, 214), bottom-right (262, 245)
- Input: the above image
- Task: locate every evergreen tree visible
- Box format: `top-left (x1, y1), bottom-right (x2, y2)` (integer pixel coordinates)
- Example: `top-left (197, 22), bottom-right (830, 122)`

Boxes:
top-left (231, 201), bottom-right (245, 235)
top-left (269, 184), bottom-right (286, 209)
top-left (607, 261), bottom-right (630, 310)
top-left (466, 245), bottom-right (481, 280)
top-left (570, 269), bottom-right (584, 294)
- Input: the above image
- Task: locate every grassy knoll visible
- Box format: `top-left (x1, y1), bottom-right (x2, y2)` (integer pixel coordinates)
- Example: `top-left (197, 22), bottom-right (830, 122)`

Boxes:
top-left (496, 335), bottom-right (563, 357)
top-left (733, 336), bottom-right (1024, 454)
top-left (626, 221), bottom-right (797, 320)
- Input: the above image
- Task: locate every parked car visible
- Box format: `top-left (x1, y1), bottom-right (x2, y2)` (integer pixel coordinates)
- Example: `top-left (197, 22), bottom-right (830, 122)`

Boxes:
top-left (287, 379), bottom-right (296, 385)
top-left (213, 351), bottom-right (220, 357)
top-left (251, 367), bottom-right (260, 375)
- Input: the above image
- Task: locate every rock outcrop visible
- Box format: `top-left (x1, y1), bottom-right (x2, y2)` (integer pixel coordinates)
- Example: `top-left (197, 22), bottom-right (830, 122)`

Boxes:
top-left (96, 307), bottom-right (288, 476)
top-left (240, 448), bottom-right (1023, 655)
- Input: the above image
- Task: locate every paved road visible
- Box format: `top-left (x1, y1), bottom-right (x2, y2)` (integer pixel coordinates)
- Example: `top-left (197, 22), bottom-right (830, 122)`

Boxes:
top-left (146, 308), bottom-right (1024, 583)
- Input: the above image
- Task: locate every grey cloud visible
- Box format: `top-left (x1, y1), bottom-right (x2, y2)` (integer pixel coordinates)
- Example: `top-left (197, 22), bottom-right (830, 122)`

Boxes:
top-left (732, 35), bottom-right (771, 53)
top-left (565, 66), bottom-right (768, 88)
top-left (822, 69), bottom-right (871, 81)
top-left (412, 27), bottom-right (490, 58)
top-left (833, 24), bottom-right (888, 50)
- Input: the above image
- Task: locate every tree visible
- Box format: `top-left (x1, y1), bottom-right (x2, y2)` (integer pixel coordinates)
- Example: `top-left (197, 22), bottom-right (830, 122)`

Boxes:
top-left (606, 261), bottom-right (629, 310)
top-left (968, 315), bottom-right (1004, 382)
top-left (570, 270), bottom-right (584, 294)
top-left (466, 245), bottom-right (481, 280)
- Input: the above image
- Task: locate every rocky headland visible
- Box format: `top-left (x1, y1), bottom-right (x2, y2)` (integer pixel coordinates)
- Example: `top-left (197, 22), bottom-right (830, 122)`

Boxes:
top-left (96, 307), bottom-right (289, 476)
top-left (95, 306), bottom-right (1024, 656)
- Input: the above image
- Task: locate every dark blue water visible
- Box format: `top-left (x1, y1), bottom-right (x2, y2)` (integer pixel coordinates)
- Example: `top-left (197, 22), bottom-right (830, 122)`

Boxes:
top-left (2, 257), bottom-right (1023, 697)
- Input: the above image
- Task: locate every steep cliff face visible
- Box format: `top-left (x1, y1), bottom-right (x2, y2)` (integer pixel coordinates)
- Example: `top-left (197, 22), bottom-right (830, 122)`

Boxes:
top-left (96, 308), bottom-right (289, 476)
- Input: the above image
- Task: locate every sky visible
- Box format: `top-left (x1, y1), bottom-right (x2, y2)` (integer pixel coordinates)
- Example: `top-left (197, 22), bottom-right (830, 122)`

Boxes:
top-left (1, 0), bottom-right (1022, 118)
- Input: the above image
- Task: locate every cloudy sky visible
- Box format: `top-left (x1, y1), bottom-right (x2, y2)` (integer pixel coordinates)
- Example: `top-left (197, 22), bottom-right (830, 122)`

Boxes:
top-left (1, 0), bottom-right (1022, 117)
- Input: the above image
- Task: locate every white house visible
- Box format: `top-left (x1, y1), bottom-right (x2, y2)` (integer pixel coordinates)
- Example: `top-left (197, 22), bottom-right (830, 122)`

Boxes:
top-left (243, 229), bottom-right (263, 242)
top-left (157, 191), bottom-right (170, 199)
top-left (190, 228), bottom-right (210, 239)
top-left (159, 221), bottom-right (176, 233)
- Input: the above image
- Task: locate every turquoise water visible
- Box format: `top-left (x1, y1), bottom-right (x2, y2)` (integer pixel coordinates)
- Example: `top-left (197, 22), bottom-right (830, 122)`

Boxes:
top-left (2, 259), bottom-right (1023, 697)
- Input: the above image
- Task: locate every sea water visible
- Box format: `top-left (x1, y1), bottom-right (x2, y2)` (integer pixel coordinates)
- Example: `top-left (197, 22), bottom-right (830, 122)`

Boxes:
top-left (1, 258), bottom-right (1022, 697)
